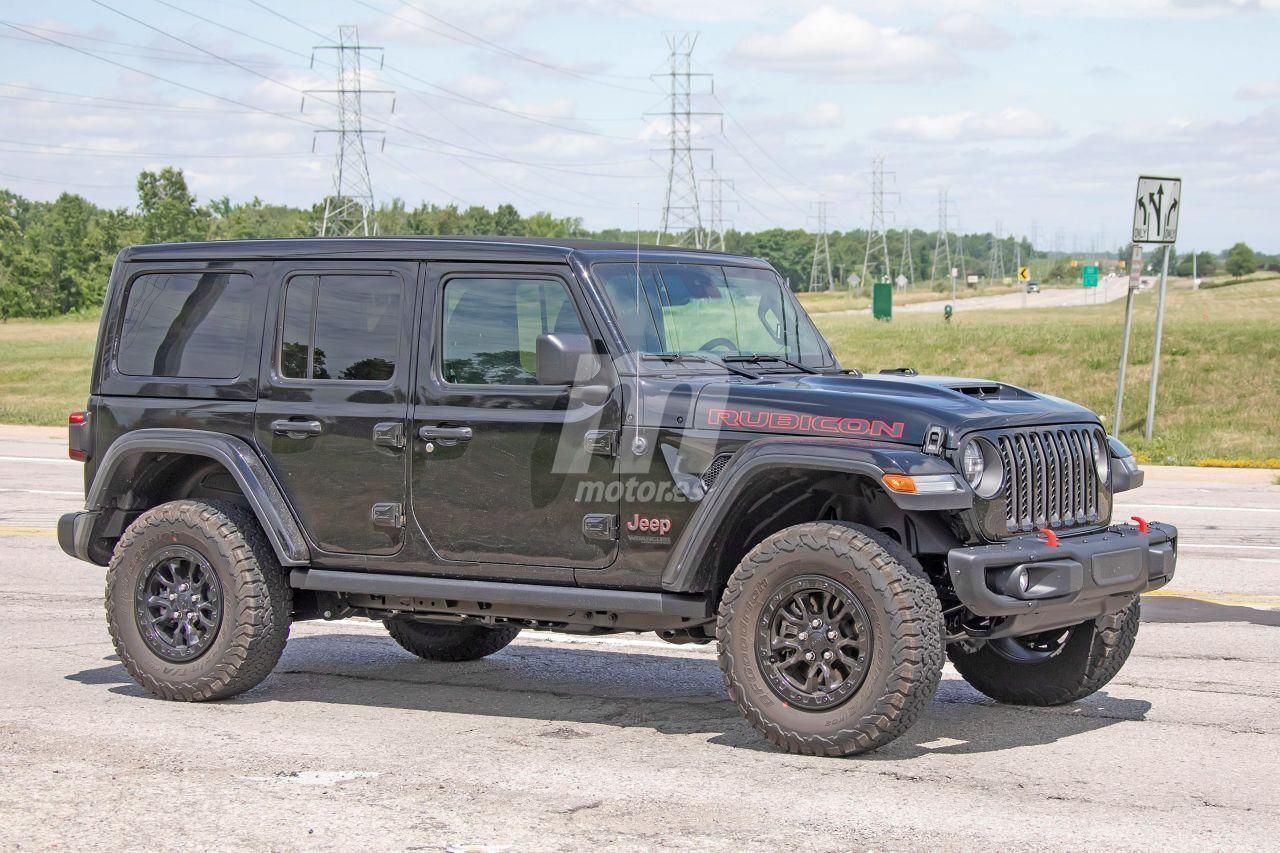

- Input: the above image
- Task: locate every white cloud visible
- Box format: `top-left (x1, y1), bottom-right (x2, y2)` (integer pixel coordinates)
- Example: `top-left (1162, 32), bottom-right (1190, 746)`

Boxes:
top-left (733, 6), bottom-right (963, 81)
top-left (931, 12), bottom-right (1012, 48)
top-left (799, 101), bottom-right (844, 129)
top-left (1237, 80), bottom-right (1280, 100)
top-left (880, 108), bottom-right (1060, 142)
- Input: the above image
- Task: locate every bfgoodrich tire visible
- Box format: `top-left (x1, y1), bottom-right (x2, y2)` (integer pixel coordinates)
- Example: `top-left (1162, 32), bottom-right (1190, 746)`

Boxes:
top-left (105, 500), bottom-right (291, 701)
top-left (384, 618), bottom-right (521, 662)
top-left (717, 522), bottom-right (944, 757)
top-left (948, 599), bottom-right (1140, 706)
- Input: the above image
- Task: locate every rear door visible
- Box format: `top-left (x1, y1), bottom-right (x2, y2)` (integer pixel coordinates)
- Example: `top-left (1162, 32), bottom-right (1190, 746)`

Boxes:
top-left (409, 263), bottom-right (620, 571)
top-left (254, 261), bottom-right (417, 556)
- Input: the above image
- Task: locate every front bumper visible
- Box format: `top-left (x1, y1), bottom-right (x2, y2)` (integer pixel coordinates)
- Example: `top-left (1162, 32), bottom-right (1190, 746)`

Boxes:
top-left (947, 521), bottom-right (1176, 638)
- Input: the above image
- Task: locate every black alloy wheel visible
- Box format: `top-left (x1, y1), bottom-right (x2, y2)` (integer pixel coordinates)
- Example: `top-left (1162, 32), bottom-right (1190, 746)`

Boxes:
top-left (755, 575), bottom-right (874, 710)
top-left (133, 544), bottom-right (224, 663)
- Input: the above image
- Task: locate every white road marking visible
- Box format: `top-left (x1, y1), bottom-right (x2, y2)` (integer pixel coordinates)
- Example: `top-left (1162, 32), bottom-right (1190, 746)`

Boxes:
top-left (0, 489), bottom-right (82, 496)
top-left (1179, 543), bottom-right (1280, 552)
top-left (0, 455), bottom-right (78, 466)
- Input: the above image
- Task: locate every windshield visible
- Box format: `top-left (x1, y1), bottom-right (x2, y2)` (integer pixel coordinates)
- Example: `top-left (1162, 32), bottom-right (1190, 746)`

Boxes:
top-left (593, 262), bottom-right (833, 368)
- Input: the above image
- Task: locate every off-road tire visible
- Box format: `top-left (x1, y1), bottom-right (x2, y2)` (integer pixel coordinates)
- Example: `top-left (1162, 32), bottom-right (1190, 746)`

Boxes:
top-left (105, 500), bottom-right (291, 701)
top-left (384, 618), bottom-right (521, 662)
top-left (948, 599), bottom-right (1140, 706)
top-left (717, 522), bottom-right (944, 756)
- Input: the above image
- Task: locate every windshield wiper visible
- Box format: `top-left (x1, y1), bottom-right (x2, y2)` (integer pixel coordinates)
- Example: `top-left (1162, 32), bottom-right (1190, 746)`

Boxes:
top-left (724, 353), bottom-right (818, 374)
top-left (641, 351), bottom-right (760, 379)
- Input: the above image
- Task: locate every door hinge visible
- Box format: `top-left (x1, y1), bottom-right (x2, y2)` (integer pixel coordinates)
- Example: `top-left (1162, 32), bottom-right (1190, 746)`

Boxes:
top-left (371, 502), bottom-right (404, 529)
top-left (582, 513), bottom-right (618, 542)
top-left (372, 421), bottom-right (406, 450)
top-left (583, 429), bottom-right (617, 457)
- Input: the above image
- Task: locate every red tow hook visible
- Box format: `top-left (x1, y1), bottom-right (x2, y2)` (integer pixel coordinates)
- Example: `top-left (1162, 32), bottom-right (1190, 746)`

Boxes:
top-left (1130, 516), bottom-right (1150, 533)
top-left (1037, 527), bottom-right (1059, 548)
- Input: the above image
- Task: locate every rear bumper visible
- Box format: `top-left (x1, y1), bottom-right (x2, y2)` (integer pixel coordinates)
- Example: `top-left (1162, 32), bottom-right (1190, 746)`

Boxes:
top-left (57, 510), bottom-right (98, 563)
top-left (947, 521), bottom-right (1176, 638)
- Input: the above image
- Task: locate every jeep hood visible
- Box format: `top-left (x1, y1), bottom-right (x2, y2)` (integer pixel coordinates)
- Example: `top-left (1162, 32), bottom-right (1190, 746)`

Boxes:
top-left (688, 373), bottom-right (1099, 448)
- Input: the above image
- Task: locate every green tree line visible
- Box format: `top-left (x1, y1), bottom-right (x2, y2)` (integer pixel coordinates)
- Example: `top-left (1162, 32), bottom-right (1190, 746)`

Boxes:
top-left (1, 167), bottom-right (1271, 319)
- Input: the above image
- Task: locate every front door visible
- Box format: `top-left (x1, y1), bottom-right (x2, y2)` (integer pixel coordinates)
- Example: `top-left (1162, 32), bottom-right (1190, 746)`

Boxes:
top-left (254, 261), bottom-right (417, 556)
top-left (410, 264), bottom-right (620, 570)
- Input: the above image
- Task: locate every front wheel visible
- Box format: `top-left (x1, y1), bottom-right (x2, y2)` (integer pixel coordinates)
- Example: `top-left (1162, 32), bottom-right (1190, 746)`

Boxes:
top-left (948, 600), bottom-right (1140, 706)
top-left (717, 522), bottom-right (944, 756)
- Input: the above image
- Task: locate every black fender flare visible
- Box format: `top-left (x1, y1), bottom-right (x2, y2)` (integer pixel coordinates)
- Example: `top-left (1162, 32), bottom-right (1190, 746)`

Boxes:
top-left (660, 436), bottom-right (971, 593)
top-left (85, 428), bottom-right (310, 566)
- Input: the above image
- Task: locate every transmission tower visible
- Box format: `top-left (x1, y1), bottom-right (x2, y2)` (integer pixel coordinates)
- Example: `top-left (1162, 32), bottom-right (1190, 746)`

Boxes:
top-left (703, 174), bottom-right (734, 252)
top-left (305, 26), bottom-right (392, 237)
top-left (651, 32), bottom-right (718, 248)
top-left (861, 155), bottom-right (894, 286)
top-left (808, 200), bottom-right (834, 291)
top-left (989, 220), bottom-right (1006, 281)
top-left (929, 189), bottom-right (952, 288)
top-left (898, 225), bottom-right (915, 287)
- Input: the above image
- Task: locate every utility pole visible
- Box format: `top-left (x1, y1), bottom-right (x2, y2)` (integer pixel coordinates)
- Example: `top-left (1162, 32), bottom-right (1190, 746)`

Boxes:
top-left (929, 189), bottom-right (952, 291)
top-left (989, 220), bottom-right (1006, 282)
top-left (702, 174), bottom-right (734, 252)
top-left (808, 200), bottom-right (834, 291)
top-left (306, 25), bottom-right (392, 237)
top-left (651, 32), bottom-right (718, 248)
top-left (861, 155), bottom-right (894, 287)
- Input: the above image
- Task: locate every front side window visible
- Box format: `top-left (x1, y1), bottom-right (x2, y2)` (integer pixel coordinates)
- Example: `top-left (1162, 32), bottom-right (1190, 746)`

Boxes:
top-left (441, 277), bottom-right (585, 385)
top-left (592, 262), bottom-right (831, 367)
top-left (279, 273), bottom-right (400, 382)
top-left (117, 271), bottom-right (253, 379)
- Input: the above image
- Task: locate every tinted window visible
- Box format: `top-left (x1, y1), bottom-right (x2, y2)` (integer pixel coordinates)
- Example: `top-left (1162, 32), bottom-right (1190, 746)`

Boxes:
top-left (280, 273), bottom-right (400, 382)
top-left (441, 278), bottom-right (584, 385)
top-left (117, 271), bottom-right (253, 379)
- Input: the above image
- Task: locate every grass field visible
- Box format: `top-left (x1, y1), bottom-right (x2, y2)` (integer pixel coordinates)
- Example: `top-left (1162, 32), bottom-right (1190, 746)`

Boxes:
top-left (1, 279), bottom-right (1277, 466)
top-left (798, 281), bottom-right (1033, 314)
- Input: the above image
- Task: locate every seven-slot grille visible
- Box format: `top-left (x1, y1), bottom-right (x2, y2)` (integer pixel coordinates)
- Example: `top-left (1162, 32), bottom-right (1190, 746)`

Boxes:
top-left (993, 427), bottom-right (1104, 533)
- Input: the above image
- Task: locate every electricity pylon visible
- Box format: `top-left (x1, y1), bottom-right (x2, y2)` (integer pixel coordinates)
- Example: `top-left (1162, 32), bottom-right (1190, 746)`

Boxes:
top-left (898, 225), bottom-right (915, 287)
top-left (929, 189), bottom-right (952, 288)
top-left (651, 32), bottom-right (718, 248)
top-left (861, 155), bottom-right (893, 286)
top-left (989, 220), bottom-right (1006, 282)
top-left (306, 25), bottom-right (393, 237)
top-left (808, 200), bottom-right (834, 291)
top-left (703, 173), bottom-right (734, 252)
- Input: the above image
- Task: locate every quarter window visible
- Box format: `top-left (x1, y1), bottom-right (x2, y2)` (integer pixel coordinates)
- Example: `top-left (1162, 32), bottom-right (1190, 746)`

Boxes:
top-left (441, 277), bottom-right (585, 385)
top-left (280, 273), bottom-right (401, 382)
top-left (117, 271), bottom-right (254, 379)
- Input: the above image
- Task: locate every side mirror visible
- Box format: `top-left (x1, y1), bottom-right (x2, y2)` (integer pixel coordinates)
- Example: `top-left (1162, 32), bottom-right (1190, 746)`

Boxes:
top-left (535, 333), bottom-right (602, 386)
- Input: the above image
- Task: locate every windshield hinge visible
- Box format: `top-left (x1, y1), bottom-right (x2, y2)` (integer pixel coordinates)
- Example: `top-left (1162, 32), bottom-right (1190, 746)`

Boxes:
top-left (923, 425), bottom-right (946, 456)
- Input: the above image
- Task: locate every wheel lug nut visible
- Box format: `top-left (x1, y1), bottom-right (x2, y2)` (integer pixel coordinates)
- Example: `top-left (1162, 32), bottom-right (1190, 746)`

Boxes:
top-left (804, 651), bottom-right (816, 661)
top-left (827, 630), bottom-right (838, 641)
top-left (179, 584), bottom-right (188, 592)
top-left (822, 650), bottom-right (833, 661)
top-left (810, 618), bottom-right (822, 628)
top-left (169, 593), bottom-right (177, 601)
top-left (798, 632), bottom-right (807, 642)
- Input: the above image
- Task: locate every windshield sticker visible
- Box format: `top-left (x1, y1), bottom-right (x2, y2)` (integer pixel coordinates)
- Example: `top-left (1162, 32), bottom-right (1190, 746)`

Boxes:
top-left (705, 407), bottom-right (905, 439)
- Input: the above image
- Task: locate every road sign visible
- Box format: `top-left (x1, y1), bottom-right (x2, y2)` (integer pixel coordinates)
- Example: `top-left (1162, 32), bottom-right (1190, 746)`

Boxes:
top-left (894, 274), bottom-right (908, 288)
top-left (1017, 266), bottom-right (1030, 281)
top-left (1128, 245), bottom-right (1143, 290)
top-left (1132, 175), bottom-right (1181, 244)
top-left (1082, 265), bottom-right (1099, 288)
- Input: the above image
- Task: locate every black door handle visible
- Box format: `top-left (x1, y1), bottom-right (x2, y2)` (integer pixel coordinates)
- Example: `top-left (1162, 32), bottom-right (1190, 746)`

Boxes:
top-left (418, 425), bottom-right (473, 442)
top-left (271, 418), bottom-right (322, 438)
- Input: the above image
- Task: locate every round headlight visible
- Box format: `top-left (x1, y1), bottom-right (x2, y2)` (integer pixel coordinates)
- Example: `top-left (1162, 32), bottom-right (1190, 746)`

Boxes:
top-left (961, 442), bottom-right (984, 487)
top-left (960, 438), bottom-right (1004, 499)
top-left (1091, 431), bottom-right (1110, 484)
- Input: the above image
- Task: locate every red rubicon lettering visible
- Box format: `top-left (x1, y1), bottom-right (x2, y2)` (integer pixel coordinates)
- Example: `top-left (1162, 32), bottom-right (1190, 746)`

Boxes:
top-left (704, 407), bottom-right (905, 439)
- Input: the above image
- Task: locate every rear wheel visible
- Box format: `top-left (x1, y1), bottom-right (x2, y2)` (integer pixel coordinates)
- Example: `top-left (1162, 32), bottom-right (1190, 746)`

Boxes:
top-left (948, 600), bottom-right (1140, 706)
top-left (717, 522), bottom-right (943, 756)
top-left (105, 500), bottom-right (291, 701)
top-left (384, 618), bottom-right (521, 662)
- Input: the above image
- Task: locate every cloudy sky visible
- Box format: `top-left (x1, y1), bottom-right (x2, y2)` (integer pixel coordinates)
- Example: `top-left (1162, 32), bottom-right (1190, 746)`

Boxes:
top-left (2, 0), bottom-right (1278, 251)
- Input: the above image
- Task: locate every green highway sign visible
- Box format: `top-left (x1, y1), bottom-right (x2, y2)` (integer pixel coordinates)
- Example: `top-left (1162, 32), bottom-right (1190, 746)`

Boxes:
top-left (1082, 265), bottom-right (1099, 288)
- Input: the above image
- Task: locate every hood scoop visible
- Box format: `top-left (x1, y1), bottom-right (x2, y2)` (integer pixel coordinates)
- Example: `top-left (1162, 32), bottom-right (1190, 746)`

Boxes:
top-left (947, 382), bottom-right (1031, 401)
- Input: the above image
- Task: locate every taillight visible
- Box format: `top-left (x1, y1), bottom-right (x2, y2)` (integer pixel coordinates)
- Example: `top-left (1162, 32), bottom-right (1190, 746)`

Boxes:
top-left (68, 411), bottom-right (87, 461)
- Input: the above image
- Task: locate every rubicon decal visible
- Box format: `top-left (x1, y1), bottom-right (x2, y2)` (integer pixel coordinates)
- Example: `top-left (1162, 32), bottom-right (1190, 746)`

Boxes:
top-left (704, 407), bottom-right (906, 439)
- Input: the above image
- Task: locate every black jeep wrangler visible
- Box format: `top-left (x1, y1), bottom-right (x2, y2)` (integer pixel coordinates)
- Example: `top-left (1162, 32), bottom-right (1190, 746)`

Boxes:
top-left (59, 238), bottom-right (1176, 756)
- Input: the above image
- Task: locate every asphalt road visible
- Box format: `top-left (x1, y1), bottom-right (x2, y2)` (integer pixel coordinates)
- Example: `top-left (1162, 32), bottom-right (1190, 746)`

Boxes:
top-left (824, 275), bottom-right (1135, 318)
top-left (2, 424), bottom-right (1278, 850)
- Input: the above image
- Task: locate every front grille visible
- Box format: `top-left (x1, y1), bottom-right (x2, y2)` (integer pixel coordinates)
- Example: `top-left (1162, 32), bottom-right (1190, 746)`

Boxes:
top-left (994, 426), bottom-right (1104, 534)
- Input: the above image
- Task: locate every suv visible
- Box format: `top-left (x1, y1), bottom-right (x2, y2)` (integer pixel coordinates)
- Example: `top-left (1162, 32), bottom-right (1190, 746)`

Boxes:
top-left (59, 238), bottom-right (1176, 756)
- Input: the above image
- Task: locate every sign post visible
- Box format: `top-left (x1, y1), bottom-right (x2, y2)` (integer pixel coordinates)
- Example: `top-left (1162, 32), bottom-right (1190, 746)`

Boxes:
top-left (1113, 244), bottom-right (1143, 432)
top-left (1131, 175), bottom-right (1181, 440)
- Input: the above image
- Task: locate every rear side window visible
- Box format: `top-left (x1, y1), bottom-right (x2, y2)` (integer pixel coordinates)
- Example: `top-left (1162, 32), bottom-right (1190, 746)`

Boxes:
top-left (117, 271), bottom-right (254, 379)
top-left (441, 277), bottom-right (585, 385)
top-left (279, 272), bottom-right (401, 382)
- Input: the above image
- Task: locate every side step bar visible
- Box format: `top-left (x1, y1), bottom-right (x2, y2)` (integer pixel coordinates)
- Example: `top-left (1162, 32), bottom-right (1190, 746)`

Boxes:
top-left (289, 569), bottom-right (712, 619)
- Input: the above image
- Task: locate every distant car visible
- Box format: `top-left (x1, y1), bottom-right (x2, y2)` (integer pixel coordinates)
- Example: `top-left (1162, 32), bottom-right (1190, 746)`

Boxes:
top-left (1025, 281), bottom-right (1040, 293)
